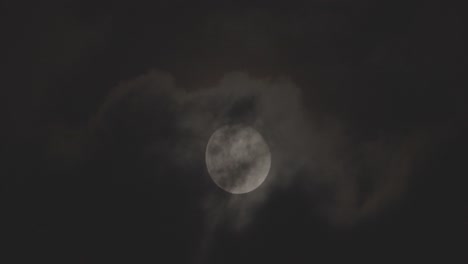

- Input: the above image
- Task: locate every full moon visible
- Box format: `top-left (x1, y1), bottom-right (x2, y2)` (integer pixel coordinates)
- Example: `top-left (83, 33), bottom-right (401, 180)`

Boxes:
top-left (205, 125), bottom-right (271, 194)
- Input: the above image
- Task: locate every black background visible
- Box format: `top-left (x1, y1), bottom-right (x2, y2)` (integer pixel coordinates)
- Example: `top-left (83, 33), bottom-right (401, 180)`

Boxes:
top-left (2, 1), bottom-right (466, 263)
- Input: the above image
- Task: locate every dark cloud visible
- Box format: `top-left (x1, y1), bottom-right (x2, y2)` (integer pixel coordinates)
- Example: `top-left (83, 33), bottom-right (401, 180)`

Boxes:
top-left (77, 69), bottom-right (446, 264)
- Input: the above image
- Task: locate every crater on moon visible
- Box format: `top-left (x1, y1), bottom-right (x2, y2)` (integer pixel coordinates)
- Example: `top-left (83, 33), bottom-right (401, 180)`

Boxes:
top-left (205, 125), bottom-right (271, 194)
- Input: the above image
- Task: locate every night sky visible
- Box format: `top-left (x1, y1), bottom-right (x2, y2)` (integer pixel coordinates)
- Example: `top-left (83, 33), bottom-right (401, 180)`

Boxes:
top-left (2, 1), bottom-right (467, 263)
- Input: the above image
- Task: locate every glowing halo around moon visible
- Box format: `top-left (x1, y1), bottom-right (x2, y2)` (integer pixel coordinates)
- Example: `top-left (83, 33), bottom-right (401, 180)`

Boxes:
top-left (205, 125), bottom-right (271, 194)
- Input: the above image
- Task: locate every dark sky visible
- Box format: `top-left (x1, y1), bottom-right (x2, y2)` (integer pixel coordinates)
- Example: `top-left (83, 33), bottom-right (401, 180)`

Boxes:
top-left (2, 1), bottom-right (467, 263)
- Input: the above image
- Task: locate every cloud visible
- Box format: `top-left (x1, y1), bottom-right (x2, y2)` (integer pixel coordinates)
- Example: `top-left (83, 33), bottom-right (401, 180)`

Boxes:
top-left (84, 69), bottom-right (434, 261)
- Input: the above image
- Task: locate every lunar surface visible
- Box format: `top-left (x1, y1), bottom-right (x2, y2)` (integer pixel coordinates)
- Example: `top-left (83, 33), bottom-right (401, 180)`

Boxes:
top-left (205, 125), bottom-right (271, 194)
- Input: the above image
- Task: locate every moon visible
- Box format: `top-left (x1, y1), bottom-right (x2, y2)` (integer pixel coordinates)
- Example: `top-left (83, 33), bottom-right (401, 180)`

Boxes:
top-left (205, 125), bottom-right (271, 194)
